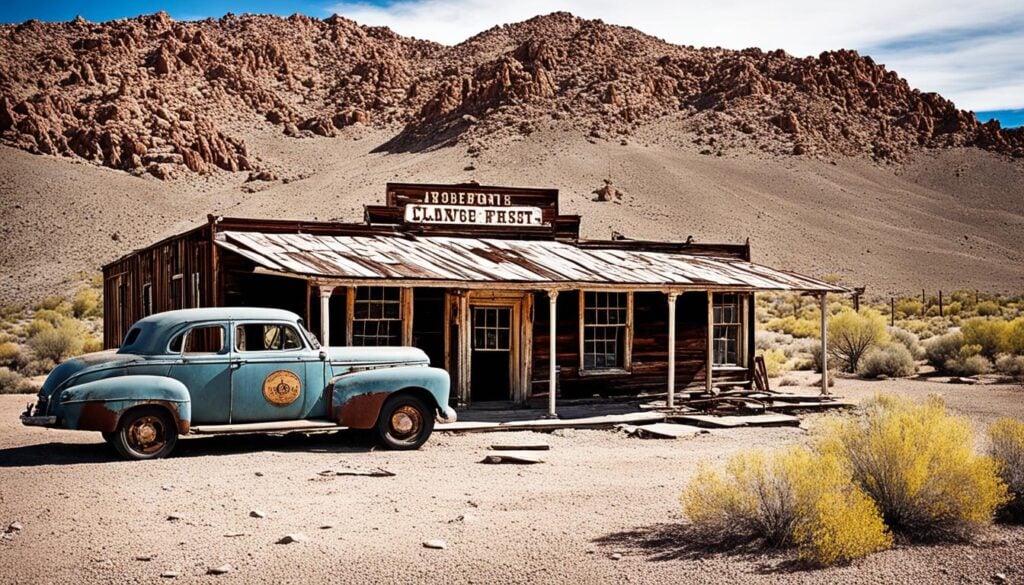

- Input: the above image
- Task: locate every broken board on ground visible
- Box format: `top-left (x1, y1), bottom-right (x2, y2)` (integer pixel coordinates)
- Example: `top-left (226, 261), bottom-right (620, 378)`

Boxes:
top-left (618, 423), bottom-right (710, 439)
top-left (669, 413), bottom-right (801, 428)
top-left (481, 451), bottom-right (545, 464)
top-left (438, 411), bottom-right (665, 433)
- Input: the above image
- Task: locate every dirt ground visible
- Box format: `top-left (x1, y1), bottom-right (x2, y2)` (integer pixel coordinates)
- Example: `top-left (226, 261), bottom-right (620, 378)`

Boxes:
top-left (1, 377), bottom-right (1023, 584)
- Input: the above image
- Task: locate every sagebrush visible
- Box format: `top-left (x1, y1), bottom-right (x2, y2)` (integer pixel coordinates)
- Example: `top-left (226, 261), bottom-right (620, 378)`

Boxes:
top-left (817, 395), bottom-right (1009, 541)
top-left (988, 418), bottom-right (1024, 521)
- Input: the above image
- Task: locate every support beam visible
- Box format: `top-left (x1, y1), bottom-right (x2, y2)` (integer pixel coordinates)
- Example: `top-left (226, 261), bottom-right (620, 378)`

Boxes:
top-left (548, 290), bottom-right (559, 418)
top-left (319, 285), bottom-right (334, 347)
top-left (706, 291), bottom-right (714, 395)
top-left (820, 293), bottom-right (829, 396)
top-left (667, 291), bottom-right (680, 408)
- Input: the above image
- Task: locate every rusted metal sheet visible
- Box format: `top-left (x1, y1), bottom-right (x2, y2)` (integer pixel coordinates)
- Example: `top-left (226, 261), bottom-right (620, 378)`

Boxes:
top-left (334, 392), bottom-right (389, 429)
top-left (216, 230), bottom-right (845, 293)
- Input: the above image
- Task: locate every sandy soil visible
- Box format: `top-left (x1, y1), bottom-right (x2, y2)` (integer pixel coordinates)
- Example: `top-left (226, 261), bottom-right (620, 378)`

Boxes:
top-left (2, 122), bottom-right (1023, 305)
top-left (1, 378), bottom-right (1023, 584)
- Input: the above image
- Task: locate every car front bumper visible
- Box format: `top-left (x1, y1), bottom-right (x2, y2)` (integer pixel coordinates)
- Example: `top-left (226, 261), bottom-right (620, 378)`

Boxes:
top-left (436, 405), bottom-right (457, 424)
top-left (21, 415), bottom-right (57, 427)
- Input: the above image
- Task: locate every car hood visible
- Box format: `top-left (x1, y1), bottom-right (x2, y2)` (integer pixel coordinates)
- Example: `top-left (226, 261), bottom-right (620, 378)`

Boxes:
top-left (40, 350), bottom-right (144, 398)
top-left (325, 346), bottom-right (429, 367)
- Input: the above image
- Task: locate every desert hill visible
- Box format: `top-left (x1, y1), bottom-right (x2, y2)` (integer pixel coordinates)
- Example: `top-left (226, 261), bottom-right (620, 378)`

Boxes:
top-left (0, 12), bottom-right (1021, 304)
top-left (0, 11), bottom-right (1021, 179)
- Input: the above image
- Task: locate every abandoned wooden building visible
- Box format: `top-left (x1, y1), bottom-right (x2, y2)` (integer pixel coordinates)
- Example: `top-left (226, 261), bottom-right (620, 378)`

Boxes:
top-left (102, 182), bottom-right (844, 412)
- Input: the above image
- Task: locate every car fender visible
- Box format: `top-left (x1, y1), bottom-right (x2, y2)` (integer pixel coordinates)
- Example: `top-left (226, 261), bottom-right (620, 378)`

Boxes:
top-left (331, 366), bottom-right (451, 429)
top-left (58, 376), bottom-right (192, 434)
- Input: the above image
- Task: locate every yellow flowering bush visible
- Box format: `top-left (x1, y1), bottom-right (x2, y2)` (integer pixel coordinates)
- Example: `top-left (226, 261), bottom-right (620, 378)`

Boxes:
top-left (817, 395), bottom-right (1009, 541)
top-left (988, 418), bottom-right (1024, 520)
top-left (681, 446), bottom-right (891, 565)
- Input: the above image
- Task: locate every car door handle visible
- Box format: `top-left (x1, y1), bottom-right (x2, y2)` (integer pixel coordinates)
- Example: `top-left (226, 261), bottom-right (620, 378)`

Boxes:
top-left (230, 360), bottom-right (246, 370)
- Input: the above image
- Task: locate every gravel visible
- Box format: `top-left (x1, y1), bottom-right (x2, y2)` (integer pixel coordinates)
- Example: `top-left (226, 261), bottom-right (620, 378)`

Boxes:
top-left (1, 378), bottom-right (1022, 584)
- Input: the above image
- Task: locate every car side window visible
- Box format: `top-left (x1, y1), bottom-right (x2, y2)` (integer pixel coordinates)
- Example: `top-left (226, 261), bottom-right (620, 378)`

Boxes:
top-left (235, 323), bottom-right (304, 352)
top-left (170, 325), bottom-right (227, 355)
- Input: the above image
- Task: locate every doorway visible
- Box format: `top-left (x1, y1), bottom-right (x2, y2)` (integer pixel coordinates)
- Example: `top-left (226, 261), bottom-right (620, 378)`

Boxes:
top-left (470, 306), bottom-right (512, 402)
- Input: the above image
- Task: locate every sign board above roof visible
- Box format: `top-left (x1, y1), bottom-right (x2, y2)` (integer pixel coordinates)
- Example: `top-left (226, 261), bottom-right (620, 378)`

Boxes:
top-left (365, 183), bottom-right (570, 236)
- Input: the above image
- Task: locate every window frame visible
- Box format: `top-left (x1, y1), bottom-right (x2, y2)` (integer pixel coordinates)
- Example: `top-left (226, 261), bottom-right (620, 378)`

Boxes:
top-left (167, 323), bottom-right (229, 356)
top-left (170, 273), bottom-right (184, 310)
top-left (346, 286), bottom-right (411, 347)
top-left (712, 293), bottom-right (745, 368)
top-left (232, 321), bottom-right (308, 354)
top-left (141, 283), bottom-right (153, 317)
top-left (578, 290), bottom-right (633, 375)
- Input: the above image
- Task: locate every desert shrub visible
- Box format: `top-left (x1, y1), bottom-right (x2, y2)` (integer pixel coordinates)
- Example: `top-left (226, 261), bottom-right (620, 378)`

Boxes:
top-left (21, 358), bottom-right (56, 377)
top-left (71, 287), bottom-right (102, 319)
top-left (35, 295), bottom-right (65, 311)
top-left (962, 318), bottom-right (1009, 359)
top-left (945, 354), bottom-right (993, 377)
top-left (681, 447), bottom-right (891, 566)
top-left (765, 315), bottom-right (819, 339)
top-left (946, 301), bottom-right (962, 316)
top-left (817, 395), bottom-right (1009, 541)
top-left (755, 330), bottom-right (791, 352)
top-left (828, 309), bottom-right (888, 373)
top-left (0, 341), bottom-right (24, 367)
top-left (857, 344), bottom-right (916, 379)
top-left (778, 376), bottom-right (799, 387)
top-left (895, 298), bottom-right (923, 318)
top-left (82, 336), bottom-right (103, 354)
top-left (27, 320), bottom-right (86, 363)
top-left (888, 327), bottom-right (924, 360)
top-left (924, 332), bottom-right (963, 369)
top-left (1006, 318), bottom-right (1024, 355)
top-left (988, 418), bottom-right (1024, 521)
top-left (994, 354), bottom-right (1024, 381)
top-left (760, 349), bottom-right (789, 378)
top-left (0, 367), bottom-right (36, 394)
top-left (976, 300), bottom-right (1001, 317)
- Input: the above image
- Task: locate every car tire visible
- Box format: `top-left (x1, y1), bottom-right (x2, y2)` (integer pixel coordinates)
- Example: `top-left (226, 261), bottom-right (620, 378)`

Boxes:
top-left (112, 407), bottom-right (178, 460)
top-left (375, 394), bottom-right (434, 450)
top-left (101, 431), bottom-right (117, 445)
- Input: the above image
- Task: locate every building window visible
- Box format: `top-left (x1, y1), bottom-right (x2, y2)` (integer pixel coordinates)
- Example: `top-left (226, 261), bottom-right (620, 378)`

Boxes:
top-left (713, 293), bottom-right (742, 366)
top-left (191, 272), bottom-right (201, 308)
top-left (581, 291), bottom-right (630, 370)
top-left (352, 286), bottom-right (402, 346)
top-left (142, 283), bottom-right (153, 316)
top-left (472, 307), bottom-right (511, 351)
top-left (170, 274), bottom-right (183, 310)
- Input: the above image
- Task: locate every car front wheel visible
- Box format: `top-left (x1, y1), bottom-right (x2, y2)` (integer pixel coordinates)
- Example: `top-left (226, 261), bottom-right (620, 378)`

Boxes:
top-left (375, 394), bottom-right (434, 450)
top-left (112, 407), bottom-right (178, 460)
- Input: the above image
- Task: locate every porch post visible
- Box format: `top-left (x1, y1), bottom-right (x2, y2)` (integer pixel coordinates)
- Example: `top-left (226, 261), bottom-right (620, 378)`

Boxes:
top-left (319, 285), bottom-right (333, 347)
top-left (706, 291), bottom-right (714, 394)
top-left (548, 290), bottom-right (559, 418)
top-left (820, 292), bottom-right (829, 396)
top-left (666, 291), bottom-right (679, 408)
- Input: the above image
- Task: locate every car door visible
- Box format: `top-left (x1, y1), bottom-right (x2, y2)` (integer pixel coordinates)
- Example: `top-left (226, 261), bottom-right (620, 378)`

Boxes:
top-left (229, 320), bottom-right (315, 423)
top-left (166, 322), bottom-right (232, 424)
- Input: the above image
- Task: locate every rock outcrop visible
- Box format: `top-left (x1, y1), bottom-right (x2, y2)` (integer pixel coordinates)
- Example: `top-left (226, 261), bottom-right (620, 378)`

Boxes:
top-left (0, 11), bottom-right (1019, 178)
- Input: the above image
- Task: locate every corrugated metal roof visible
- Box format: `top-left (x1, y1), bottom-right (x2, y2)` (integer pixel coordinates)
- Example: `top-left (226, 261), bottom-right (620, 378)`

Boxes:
top-left (216, 230), bottom-right (846, 292)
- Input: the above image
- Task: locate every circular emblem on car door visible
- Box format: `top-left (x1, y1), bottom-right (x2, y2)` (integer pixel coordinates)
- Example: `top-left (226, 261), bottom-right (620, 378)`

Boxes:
top-left (262, 370), bottom-right (302, 407)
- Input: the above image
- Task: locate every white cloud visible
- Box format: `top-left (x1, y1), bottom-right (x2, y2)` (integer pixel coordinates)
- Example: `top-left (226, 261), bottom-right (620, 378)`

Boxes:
top-left (327, 0), bottom-right (1024, 111)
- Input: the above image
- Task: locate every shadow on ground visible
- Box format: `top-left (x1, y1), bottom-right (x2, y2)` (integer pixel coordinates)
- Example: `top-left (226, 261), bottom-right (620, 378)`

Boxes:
top-left (0, 430), bottom-right (377, 467)
top-left (594, 522), bottom-right (808, 574)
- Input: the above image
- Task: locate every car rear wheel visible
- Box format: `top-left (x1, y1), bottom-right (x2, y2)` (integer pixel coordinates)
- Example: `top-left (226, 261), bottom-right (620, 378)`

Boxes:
top-left (375, 394), bottom-right (433, 450)
top-left (112, 407), bottom-right (178, 460)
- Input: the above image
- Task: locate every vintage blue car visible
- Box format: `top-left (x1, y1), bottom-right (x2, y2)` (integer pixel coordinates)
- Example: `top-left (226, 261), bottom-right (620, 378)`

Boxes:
top-left (20, 307), bottom-right (455, 459)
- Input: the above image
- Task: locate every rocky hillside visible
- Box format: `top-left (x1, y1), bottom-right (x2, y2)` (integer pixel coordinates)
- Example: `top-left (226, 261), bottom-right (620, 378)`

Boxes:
top-left (0, 11), bottom-right (1021, 179)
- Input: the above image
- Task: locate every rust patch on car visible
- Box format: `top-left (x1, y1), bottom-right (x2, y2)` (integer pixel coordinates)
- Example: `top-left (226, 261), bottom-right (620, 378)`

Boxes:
top-left (335, 392), bottom-right (388, 429)
top-left (78, 402), bottom-right (120, 432)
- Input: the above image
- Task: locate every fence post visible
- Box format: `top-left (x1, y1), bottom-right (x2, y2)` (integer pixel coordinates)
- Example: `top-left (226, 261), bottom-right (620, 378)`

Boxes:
top-left (890, 296), bottom-right (895, 327)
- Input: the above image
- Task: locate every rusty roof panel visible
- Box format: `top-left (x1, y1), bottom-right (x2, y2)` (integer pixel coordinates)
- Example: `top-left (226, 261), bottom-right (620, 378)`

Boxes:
top-left (217, 231), bottom-right (845, 292)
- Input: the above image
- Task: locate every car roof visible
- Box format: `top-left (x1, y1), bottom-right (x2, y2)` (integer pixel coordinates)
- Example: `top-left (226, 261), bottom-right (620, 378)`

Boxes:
top-left (135, 307), bottom-right (301, 328)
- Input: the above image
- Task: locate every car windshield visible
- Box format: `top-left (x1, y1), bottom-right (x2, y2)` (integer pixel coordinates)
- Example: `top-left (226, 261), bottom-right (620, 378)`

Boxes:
top-left (298, 320), bottom-right (321, 350)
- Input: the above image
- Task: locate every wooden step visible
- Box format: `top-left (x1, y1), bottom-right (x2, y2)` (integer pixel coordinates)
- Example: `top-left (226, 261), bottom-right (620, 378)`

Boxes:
top-left (190, 419), bottom-right (342, 435)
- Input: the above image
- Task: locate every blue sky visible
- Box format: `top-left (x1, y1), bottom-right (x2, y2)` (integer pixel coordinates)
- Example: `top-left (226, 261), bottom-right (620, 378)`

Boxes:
top-left (1, 0), bottom-right (1021, 127)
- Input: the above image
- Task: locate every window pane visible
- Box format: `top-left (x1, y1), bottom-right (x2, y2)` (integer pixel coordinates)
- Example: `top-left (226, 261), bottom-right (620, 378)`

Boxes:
top-left (183, 325), bottom-right (225, 354)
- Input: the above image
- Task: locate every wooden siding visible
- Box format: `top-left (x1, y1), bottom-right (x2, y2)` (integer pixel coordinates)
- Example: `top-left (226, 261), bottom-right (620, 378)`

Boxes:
top-left (102, 225), bottom-right (213, 348)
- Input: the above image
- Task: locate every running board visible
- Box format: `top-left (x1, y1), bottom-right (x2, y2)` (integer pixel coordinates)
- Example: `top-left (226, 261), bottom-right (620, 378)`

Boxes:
top-left (190, 419), bottom-right (344, 435)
